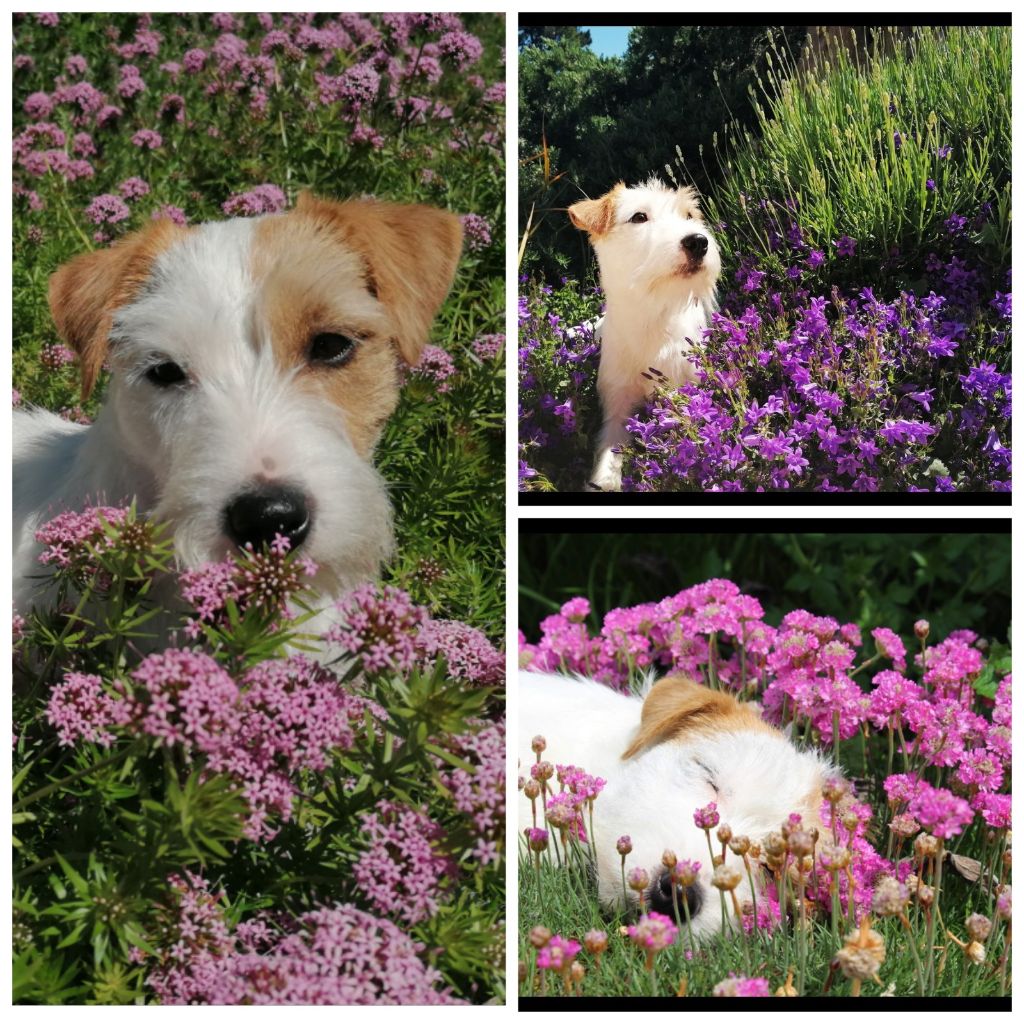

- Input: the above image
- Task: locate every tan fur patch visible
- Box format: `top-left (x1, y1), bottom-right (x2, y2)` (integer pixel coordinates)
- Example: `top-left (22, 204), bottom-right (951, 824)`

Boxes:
top-left (622, 674), bottom-right (773, 759)
top-left (567, 183), bottom-right (624, 236)
top-left (252, 195), bottom-right (461, 456)
top-left (289, 192), bottom-right (463, 365)
top-left (48, 219), bottom-right (188, 398)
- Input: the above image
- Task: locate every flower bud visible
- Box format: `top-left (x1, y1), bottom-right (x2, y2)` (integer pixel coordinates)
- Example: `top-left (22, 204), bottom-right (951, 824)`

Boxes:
top-left (888, 813), bottom-right (919, 839)
top-left (627, 866), bottom-right (650, 893)
top-left (570, 961), bottom-right (585, 983)
top-left (662, 849), bottom-right (677, 869)
top-left (532, 761), bottom-right (554, 782)
top-left (531, 735), bottom-right (547, 755)
top-left (711, 863), bottom-right (742, 891)
top-left (583, 929), bottom-right (607, 955)
top-left (788, 829), bottom-right (814, 858)
top-left (529, 925), bottom-right (551, 948)
top-left (914, 833), bottom-right (940, 859)
top-left (728, 835), bottom-right (751, 856)
top-left (616, 835), bottom-right (632, 857)
top-left (716, 823), bottom-right (733, 845)
top-left (964, 940), bottom-right (986, 965)
top-left (914, 620), bottom-right (929, 640)
top-left (965, 913), bottom-right (992, 943)
top-left (524, 778), bottom-right (541, 800)
top-left (823, 776), bottom-right (850, 804)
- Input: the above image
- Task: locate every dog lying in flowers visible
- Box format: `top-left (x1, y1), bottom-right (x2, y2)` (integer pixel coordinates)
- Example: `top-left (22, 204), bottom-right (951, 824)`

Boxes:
top-left (13, 193), bottom-right (462, 619)
top-left (567, 178), bottom-right (721, 491)
top-left (519, 669), bottom-right (833, 938)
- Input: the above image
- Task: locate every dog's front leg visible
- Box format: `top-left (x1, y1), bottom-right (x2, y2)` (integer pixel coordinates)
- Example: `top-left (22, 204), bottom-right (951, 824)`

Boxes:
top-left (589, 387), bottom-right (638, 491)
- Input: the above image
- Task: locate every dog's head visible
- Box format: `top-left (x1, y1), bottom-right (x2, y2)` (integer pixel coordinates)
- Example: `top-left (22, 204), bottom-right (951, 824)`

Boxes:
top-left (594, 675), bottom-right (830, 937)
top-left (568, 178), bottom-right (720, 303)
top-left (47, 194), bottom-right (463, 592)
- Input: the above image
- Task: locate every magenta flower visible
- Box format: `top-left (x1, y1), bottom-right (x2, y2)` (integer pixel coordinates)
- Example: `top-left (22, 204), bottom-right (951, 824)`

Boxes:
top-left (693, 801), bottom-right (720, 830)
top-left (460, 212), bottom-right (491, 252)
top-left (871, 626), bottom-right (906, 669)
top-left (908, 782), bottom-right (974, 839)
top-left (834, 234), bottom-right (857, 257)
top-left (118, 176), bottom-right (150, 201)
top-left (535, 935), bottom-right (580, 971)
top-left (627, 911), bottom-right (678, 951)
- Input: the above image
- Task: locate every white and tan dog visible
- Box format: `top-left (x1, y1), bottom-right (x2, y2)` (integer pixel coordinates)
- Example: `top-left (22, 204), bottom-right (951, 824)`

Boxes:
top-left (13, 194), bottom-right (462, 622)
top-left (568, 178), bottom-right (721, 491)
top-left (519, 669), bottom-right (831, 938)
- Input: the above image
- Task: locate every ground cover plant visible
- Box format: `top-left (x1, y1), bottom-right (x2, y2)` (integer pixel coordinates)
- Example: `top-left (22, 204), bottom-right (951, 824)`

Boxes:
top-left (518, 580), bottom-right (1011, 997)
top-left (13, 11), bottom-right (505, 1005)
top-left (518, 25), bottom-right (1011, 492)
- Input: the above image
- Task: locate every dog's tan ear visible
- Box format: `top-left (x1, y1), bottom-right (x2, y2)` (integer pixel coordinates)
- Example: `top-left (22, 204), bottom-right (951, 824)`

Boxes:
top-left (294, 192), bottom-right (463, 365)
top-left (567, 184), bottom-right (623, 237)
top-left (622, 674), bottom-right (765, 759)
top-left (48, 220), bottom-right (186, 399)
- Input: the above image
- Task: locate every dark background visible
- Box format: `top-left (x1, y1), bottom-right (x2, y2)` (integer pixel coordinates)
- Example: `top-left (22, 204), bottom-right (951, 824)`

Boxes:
top-left (519, 529), bottom-right (1011, 643)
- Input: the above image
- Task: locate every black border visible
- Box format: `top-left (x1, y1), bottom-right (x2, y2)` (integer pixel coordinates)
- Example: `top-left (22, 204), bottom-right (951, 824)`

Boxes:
top-left (518, 13), bottom-right (1012, 28)
top-left (518, 516), bottom-right (1011, 535)
top-left (520, 995), bottom-right (1011, 1010)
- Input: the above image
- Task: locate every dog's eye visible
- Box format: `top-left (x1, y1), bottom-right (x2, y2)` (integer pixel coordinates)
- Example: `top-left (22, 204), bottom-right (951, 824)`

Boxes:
top-left (629, 212), bottom-right (648, 224)
top-left (309, 332), bottom-right (357, 367)
top-left (145, 361), bottom-right (188, 387)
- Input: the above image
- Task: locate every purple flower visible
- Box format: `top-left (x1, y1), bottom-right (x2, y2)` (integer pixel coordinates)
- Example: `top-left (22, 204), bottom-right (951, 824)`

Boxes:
top-left (908, 782), bottom-right (974, 839)
top-left (833, 235), bottom-right (857, 258)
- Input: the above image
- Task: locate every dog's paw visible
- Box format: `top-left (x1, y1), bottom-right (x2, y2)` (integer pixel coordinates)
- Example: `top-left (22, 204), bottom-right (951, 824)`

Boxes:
top-left (589, 450), bottom-right (623, 492)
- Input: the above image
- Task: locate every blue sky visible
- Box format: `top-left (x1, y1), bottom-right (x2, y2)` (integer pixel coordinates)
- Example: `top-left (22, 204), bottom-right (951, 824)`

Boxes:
top-left (581, 25), bottom-right (632, 58)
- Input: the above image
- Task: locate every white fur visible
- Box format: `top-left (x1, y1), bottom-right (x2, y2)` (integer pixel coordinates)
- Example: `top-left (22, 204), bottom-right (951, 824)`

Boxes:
top-left (13, 216), bottom-right (392, 632)
top-left (572, 179), bottom-right (721, 491)
top-left (518, 669), bottom-right (830, 939)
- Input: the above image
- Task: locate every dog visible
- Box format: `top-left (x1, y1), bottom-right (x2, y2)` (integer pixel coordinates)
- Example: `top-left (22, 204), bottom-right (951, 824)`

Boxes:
top-left (518, 669), bottom-right (831, 939)
top-left (13, 193), bottom-right (462, 627)
top-left (568, 178), bottom-right (721, 491)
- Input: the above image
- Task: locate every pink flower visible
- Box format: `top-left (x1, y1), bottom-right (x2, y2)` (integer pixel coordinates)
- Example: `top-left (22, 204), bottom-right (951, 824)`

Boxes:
top-left (627, 911), bottom-right (678, 951)
top-left (908, 782), bottom-right (974, 839)
top-left (535, 935), bottom-right (580, 971)
top-left (693, 801), bottom-right (719, 830)
top-left (871, 626), bottom-right (906, 669)
top-left (327, 584), bottom-right (428, 674)
top-left (353, 801), bottom-right (456, 925)
top-left (84, 193), bottom-right (131, 225)
top-left (118, 176), bottom-right (150, 201)
top-left (131, 129), bottom-right (163, 149)
top-left (460, 212), bottom-right (491, 251)
top-left (46, 672), bottom-right (130, 747)
top-left (221, 183), bottom-right (287, 217)
top-left (410, 344), bottom-right (456, 392)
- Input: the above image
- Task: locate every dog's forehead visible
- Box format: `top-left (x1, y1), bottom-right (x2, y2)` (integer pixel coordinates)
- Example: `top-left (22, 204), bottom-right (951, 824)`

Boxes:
top-left (619, 183), bottom-right (701, 220)
top-left (112, 213), bottom-right (385, 362)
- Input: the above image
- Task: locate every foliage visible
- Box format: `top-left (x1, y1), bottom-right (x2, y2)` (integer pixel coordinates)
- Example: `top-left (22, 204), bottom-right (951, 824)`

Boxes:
top-left (518, 25), bottom-right (805, 280)
top-left (518, 531), bottom-right (1011, 645)
top-left (12, 11), bottom-right (505, 1005)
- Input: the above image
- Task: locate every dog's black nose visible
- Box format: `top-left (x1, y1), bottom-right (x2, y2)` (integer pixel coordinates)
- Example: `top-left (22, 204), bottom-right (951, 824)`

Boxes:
top-left (225, 485), bottom-right (311, 552)
top-left (648, 869), bottom-right (702, 919)
top-left (682, 233), bottom-right (708, 259)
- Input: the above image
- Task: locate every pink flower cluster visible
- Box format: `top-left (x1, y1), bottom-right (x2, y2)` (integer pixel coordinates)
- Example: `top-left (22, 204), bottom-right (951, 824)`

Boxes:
top-left (535, 934), bottom-right (580, 971)
top-left (146, 873), bottom-right (459, 1004)
top-left (410, 344), bottom-right (457, 393)
top-left (444, 719), bottom-right (505, 865)
top-left (221, 183), bottom-right (287, 216)
top-left (34, 505), bottom-right (129, 585)
top-left (49, 650), bottom-right (359, 842)
top-left (353, 800), bottom-right (456, 925)
top-left (178, 534), bottom-right (317, 638)
top-left (328, 584), bottom-right (504, 685)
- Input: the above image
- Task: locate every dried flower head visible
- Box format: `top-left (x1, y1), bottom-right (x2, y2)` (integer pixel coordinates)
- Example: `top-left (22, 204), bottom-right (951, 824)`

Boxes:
top-left (728, 835), bottom-right (751, 856)
top-left (965, 913), bottom-right (992, 943)
top-left (583, 930), bottom-right (608, 955)
top-left (871, 876), bottom-right (909, 917)
top-left (661, 849), bottom-right (677, 869)
top-left (528, 925), bottom-right (552, 949)
top-left (716, 823), bottom-right (733, 845)
top-left (531, 735), bottom-right (546, 755)
top-left (788, 829), bottom-right (814, 857)
top-left (711, 864), bottom-right (742, 892)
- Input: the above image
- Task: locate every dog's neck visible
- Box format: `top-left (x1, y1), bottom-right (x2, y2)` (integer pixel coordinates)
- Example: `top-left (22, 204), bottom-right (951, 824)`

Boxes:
top-left (602, 279), bottom-right (711, 343)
